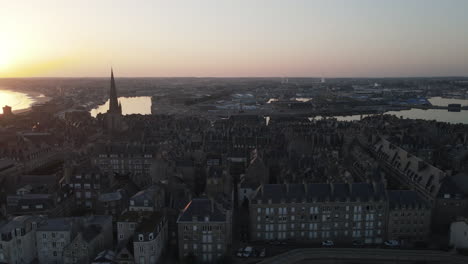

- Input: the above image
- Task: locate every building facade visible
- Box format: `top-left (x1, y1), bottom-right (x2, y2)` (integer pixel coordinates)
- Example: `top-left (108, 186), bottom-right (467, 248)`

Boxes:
top-left (249, 183), bottom-right (388, 244)
top-left (0, 215), bottom-right (44, 264)
top-left (387, 190), bottom-right (432, 242)
top-left (133, 213), bottom-right (168, 264)
top-left (177, 198), bottom-right (232, 263)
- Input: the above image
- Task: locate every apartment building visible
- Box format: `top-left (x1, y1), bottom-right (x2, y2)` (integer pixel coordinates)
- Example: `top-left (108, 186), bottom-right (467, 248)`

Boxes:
top-left (129, 185), bottom-right (165, 212)
top-left (63, 165), bottom-right (109, 210)
top-left (249, 183), bottom-right (388, 245)
top-left (133, 212), bottom-right (168, 264)
top-left (177, 198), bottom-right (232, 263)
top-left (117, 211), bottom-right (154, 244)
top-left (0, 215), bottom-right (44, 264)
top-left (36, 215), bottom-right (112, 264)
top-left (63, 216), bottom-right (113, 264)
top-left (92, 143), bottom-right (157, 187)
top-left (387, 190), bottom-right (432, 242)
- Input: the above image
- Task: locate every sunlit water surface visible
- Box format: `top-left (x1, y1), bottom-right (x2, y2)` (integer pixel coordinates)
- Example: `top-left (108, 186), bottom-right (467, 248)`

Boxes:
top-left (0, 89), bottom-right (35, 114)
top-left (90, 96), bottom-right (152, 117)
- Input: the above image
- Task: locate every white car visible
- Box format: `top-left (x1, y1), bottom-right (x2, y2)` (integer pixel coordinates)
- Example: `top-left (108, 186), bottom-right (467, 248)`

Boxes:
top-left (322, 240), bottom-right (334, 247)
top-left (384, 240), bottom-right (400, 247)
top-left (243, 246), bottom-right (253, 257)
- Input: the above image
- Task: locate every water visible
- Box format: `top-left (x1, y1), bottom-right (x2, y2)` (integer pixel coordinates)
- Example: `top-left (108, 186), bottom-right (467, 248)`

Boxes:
top-left (386, 109), bottom-right (468, 124)
top-left (87, 95), bottom-right (468, 124)
top-left (90, 96), bottom-right (152, 117)
top-left (310, 97), bottom-right (468, 124)
top-left (428, 96), bottom-right (468, 107)
top-left (0, 89), bottom-right (35, 114)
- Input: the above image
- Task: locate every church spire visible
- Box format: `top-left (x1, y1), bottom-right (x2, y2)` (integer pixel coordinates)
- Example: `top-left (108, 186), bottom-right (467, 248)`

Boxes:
top-left (108, 68), bottom-right (121, 114)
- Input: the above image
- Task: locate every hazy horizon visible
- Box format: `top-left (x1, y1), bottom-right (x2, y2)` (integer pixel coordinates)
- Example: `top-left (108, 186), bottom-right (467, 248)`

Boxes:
top-left (1, 0), bottom-right (468, 78)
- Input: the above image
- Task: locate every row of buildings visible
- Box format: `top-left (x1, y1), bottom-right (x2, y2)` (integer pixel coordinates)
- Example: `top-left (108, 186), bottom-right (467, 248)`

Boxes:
top-left (249, 182), bottom-right (431, 244)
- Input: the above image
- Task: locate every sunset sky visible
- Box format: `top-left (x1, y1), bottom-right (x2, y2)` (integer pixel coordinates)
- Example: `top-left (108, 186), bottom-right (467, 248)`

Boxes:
top-left (1, 0), bottom-right (468, 77)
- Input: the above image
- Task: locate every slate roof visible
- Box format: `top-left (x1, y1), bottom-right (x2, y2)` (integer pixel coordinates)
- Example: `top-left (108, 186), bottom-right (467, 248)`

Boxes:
top-left (37, 217), bottom-right (75, 231)
top-left (388, 190), bottom-right (431, 210)
top-left (251, 182), bottom-right (387, 204)
top-left (177, 198), bottom-right (227, 222)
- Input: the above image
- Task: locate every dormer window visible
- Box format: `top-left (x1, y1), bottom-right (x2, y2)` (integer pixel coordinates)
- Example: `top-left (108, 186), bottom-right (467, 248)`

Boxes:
top-left (138, 234), bottom-right (144, 241)
top-left (130, 200), bottom-right (135, 206)
top-left (149, 233), bottom-right (154, 240)
top-left (144, 200), bottom-right (149, 206)
top-left (204, 216), bottom-right (210, 222)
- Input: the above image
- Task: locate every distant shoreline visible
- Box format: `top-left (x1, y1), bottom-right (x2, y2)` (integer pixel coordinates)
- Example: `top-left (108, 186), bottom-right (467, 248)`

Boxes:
top-left (0, 88), bottom-right (51, 114)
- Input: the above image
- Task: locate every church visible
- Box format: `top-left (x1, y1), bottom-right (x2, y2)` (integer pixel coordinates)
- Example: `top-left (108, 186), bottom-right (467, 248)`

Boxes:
top-left (99, 69), bottom-right (126, 134)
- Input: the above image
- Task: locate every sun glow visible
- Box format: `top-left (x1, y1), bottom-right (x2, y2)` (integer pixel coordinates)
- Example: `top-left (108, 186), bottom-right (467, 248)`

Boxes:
top-left (0, 47), bottom-right (12, 71)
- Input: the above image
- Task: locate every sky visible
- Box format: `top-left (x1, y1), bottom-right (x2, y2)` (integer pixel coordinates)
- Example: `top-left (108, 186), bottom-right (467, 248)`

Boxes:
top-left (0, 0), bottom-right (468, 78)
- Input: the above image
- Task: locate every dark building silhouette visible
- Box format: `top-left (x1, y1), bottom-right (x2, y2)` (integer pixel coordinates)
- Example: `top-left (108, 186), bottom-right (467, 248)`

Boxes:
top-left (105, 68), bottom-right (125, 133)
top-left (2, 105), bottom-right (13, 117)
top-left (108, 68), bottom-right (122, 115)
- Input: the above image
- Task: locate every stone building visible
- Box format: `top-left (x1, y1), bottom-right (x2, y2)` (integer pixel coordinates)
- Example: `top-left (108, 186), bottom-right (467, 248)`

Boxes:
top-left (129, 185), bottom-right (165, 212)
top-left (133, 212), bottom-right (168, 264)
top-left (7, 185), bottom-right (74, 217)
top-left (249, 183), bottom-right (388, 244)
top-left (372, 137), bottom-right (446, 200)
top-left (433, 173), bottom-right (468, 231)
top-left (0, 215), bottom-right (44, 264)
top-left (36, 215), bottom-right (112, 264)
top-left (117, 211), bottom-right (155, 244)
top-left (62, 165), bottom-right (109, 210)
top-left (63, 216), bottom-right (113, 264)
top-left (36, 217), bottom-right (79, 264)
top-left (387, 190), bottom-right (432, 242)
top-left (92, 143), bottom-right (157, 188)
top-left (177, 198), bottom-right (232, 263)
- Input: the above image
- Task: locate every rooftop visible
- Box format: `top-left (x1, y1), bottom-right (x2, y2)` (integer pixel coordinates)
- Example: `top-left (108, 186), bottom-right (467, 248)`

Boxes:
top-left (178, 198), bottom-right (227, 222)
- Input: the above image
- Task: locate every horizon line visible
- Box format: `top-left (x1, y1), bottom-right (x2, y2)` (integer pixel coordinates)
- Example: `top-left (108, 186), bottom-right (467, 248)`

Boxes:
top-left (1, 75), bottom-right (468, 79)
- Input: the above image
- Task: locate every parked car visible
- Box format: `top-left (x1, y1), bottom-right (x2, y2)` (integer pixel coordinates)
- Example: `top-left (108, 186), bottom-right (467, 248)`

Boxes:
top-left (259, 248), bottom-right (266, 258)
top-left (352, 240), bottom-right (364, 246)
top-left (236, 247), bottom-right (244, 257)
top-left (322, 240), bottom-right (334, 247)
top-left (384, 240), bottom-right (400, 247)
top-left (243, 246), bottom-right (253, 257)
